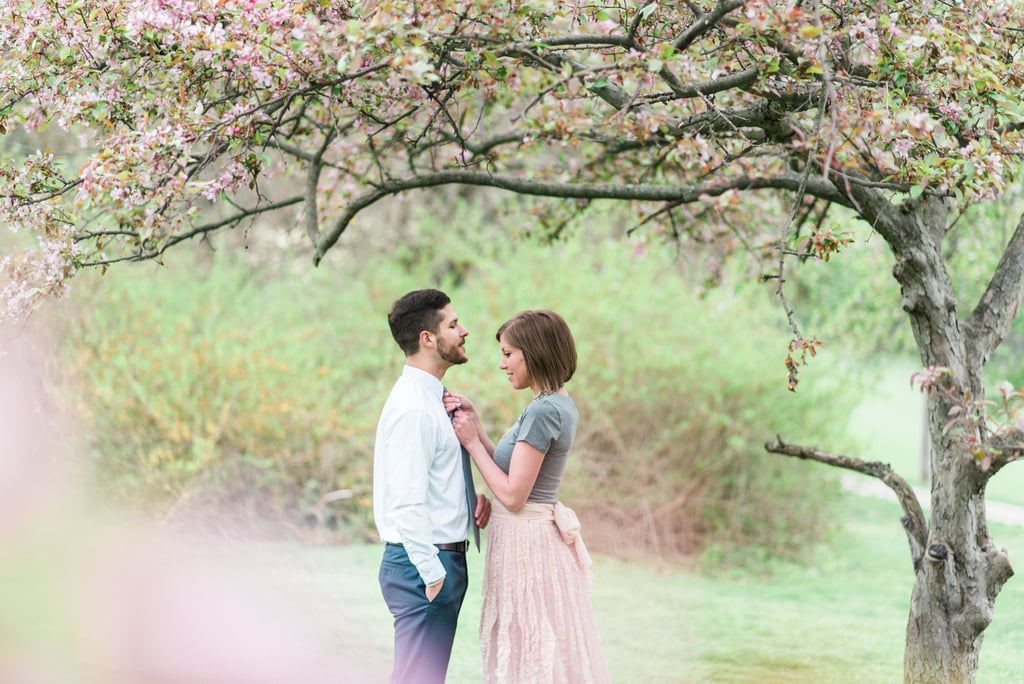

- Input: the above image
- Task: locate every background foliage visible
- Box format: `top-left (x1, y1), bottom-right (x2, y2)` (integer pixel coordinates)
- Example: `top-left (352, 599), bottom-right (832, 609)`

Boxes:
top-left (54, 199), bottom-right (861, 561)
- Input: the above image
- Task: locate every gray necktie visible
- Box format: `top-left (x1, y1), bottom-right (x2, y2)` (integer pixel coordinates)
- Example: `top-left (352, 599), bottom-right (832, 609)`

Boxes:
top-left (461, 443), bottom-right (481, 550)
top-left (446, 390), bottom-right (480, 550)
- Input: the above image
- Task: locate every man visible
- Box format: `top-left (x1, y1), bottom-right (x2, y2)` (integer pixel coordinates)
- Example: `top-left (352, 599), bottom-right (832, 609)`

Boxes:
top-left (374, 289), bottom-right (491, 684)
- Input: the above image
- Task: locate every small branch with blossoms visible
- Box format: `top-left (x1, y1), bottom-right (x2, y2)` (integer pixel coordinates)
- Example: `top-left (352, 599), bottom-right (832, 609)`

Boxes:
top-left (74, 196), bottom-right (304, 267)
top-left (911, 367), bottom-right (1024, 476)
top-left (778, 336), bottom-right (823, 392)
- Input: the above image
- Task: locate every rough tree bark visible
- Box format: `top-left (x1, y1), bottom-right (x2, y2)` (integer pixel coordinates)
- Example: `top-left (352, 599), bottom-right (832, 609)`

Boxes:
top-left (898, 221), bottom-right (1020, 682)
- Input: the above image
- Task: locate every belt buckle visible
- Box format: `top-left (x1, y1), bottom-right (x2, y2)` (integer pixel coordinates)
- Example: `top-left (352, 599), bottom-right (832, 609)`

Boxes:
top-left (437, 540), bottom-right (468, 552)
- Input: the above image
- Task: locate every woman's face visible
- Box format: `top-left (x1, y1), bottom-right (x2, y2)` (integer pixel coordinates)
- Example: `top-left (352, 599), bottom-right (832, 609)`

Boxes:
top-left (498, 333), bottom-right (531, 391)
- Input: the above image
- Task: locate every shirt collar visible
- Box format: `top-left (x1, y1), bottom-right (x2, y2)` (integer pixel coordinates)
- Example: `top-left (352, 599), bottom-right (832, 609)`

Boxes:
top-left (402, 364), bottom-right (445, 401)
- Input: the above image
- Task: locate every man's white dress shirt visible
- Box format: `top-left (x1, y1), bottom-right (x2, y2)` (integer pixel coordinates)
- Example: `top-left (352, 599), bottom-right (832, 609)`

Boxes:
top-left (374, 365), bottom-right (470, 585)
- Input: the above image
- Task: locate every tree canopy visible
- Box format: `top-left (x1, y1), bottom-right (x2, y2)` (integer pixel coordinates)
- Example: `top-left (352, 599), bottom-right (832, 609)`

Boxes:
top-left (2, 1), bottom-right (1021, 327)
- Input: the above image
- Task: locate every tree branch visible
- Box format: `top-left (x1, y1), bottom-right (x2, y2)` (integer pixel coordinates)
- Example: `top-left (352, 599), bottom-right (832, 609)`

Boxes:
top-left (74, 195), bottom-right (306, 266)
top-left (164, 195), bottom-right (303, 252)
top-left (649, 93), bottom-right (817, 147)
top-left (508, 34), bottom-right (633, 50)
top-left (641, 67), bottom-right (761, 103)
top-left (764, 436), bottom-right (929, 570)
top-left (522, 52), bottom-right (633, 111)
top-left (964, 211), bottom-right (1024, 362)
top-left (673, 0), bottom-right (747, 52)
top-left (303, 131), bottom-right (335, 245)
top-left (981, 434), bottom-right (1024, 478)
top-left (984, 545), bottom-right (1015, 601)
top-left (313, 170), bottom-right (851, 263)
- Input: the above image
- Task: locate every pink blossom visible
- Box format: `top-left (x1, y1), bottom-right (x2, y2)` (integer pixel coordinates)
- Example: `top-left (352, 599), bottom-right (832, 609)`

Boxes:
top-left (585, 20), bottom-right (619, 36)
top-left (937, 102), bottom-right (964, 124)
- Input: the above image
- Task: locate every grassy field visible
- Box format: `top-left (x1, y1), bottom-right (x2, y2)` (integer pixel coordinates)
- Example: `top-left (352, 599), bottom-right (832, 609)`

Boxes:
top-left (5, 491), bottom-right (1020, 683)
top-left (6, 336), bottom-right (1023, 682)
top-left (262, 490), bottom-right (1024, 684)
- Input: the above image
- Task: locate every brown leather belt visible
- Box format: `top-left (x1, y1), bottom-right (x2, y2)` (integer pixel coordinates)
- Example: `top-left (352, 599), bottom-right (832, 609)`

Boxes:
top-left (386, 541), bottom-right (468, 553)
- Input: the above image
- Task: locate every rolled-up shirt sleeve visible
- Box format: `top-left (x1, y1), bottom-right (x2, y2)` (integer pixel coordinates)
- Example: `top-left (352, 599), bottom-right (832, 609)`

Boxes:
top-left (386, 409), bottom-right (445, 585)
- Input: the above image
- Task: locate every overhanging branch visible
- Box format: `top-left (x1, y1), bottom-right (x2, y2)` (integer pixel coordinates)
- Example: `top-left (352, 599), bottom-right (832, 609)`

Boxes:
top-left (765, 436), bottom-right (928, 570)
top-left (641, 67), bottom-right (761, 103)
top-left (313, 169), bottom-right (849, 263)
top-left (163, 195), bottom-right (304, 253)
top-left (76, 195), bottom-right (304, 267)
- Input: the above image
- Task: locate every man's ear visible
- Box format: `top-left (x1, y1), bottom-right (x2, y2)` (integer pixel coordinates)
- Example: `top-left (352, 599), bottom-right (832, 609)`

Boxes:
top-left (419, 330), bottom-right (434, 349)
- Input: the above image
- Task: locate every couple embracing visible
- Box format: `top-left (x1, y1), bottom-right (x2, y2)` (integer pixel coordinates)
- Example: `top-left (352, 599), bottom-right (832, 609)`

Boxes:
top-left (373, 289), bottom-right (610, 684)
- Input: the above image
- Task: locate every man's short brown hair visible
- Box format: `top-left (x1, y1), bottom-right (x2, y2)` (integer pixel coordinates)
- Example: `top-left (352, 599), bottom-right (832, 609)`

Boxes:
top-left (388, 289), bottom-right (451, 356)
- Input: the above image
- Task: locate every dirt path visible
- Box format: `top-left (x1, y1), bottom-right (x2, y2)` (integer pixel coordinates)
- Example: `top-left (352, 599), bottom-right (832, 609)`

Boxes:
top-left (841, 474), bottom-right (1024, 527)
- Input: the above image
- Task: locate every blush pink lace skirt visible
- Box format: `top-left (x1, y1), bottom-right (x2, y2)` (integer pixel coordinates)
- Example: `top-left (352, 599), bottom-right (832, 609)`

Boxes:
top-left (480, 499), bottom-right (611, 684)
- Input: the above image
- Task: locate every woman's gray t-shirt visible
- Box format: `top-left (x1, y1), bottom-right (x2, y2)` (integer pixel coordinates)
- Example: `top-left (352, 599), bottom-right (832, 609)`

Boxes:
top-left (492, 394), bottom-right (578, 504)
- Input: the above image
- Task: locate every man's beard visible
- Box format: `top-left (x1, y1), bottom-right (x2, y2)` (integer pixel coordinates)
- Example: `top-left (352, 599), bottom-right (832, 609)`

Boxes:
top-left (437, 338), bottom-right (467, 365)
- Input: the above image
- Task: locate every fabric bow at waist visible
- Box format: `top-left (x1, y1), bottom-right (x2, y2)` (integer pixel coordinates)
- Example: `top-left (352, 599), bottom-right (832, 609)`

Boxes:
top-left (495, 500), bottom-right (595, 584)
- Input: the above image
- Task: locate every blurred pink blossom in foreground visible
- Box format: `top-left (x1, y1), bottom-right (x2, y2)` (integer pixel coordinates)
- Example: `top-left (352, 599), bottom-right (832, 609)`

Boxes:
top-left (0, 323), bottom-right (382, 683)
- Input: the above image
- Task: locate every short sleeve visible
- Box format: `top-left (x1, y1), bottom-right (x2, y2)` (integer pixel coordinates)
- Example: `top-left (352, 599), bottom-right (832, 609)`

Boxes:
top-left (516, 402), bottom-right (561, 455)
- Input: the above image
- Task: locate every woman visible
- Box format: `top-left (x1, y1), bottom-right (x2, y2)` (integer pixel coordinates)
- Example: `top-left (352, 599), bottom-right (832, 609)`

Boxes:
top-left (447, 310), bottom-right (610, 684)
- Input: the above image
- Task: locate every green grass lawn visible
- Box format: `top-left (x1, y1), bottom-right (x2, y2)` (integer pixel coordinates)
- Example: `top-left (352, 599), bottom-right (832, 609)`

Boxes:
top-left (267, 492), bottom-right (1024, 683)
top-left (5, 490), bottom-right (1020, 683)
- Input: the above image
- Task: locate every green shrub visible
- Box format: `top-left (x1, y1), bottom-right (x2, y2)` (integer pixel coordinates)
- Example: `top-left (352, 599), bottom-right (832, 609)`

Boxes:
top-left (63, 257), bottom-right (396, 539)
top-left (60, 202), bottom-right (861, 562)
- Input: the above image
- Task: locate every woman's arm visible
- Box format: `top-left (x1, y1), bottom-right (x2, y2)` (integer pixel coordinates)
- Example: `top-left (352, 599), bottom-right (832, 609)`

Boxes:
top-left (473, 439), bottom-right (544, 512)
top-left (453, 409), bottom-right (542, 512)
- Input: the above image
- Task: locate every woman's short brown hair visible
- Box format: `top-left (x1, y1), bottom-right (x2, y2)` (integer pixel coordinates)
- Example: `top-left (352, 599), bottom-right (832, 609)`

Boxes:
top-left (496, 310), bottom-right (577, 393)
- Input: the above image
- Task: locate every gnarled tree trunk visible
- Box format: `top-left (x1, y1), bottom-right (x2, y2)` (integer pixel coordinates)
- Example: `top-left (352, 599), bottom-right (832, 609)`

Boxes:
top-left (770, 200), bottom-right (1024, 683)
top-left (895, 201), bottom-right (1020, 683)
top-left (903, 391), bottom-right (1013, 683)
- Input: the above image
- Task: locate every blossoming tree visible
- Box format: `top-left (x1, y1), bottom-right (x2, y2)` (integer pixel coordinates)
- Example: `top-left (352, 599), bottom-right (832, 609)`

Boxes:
top-left (2, 1), bottom-right (1023, 680)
